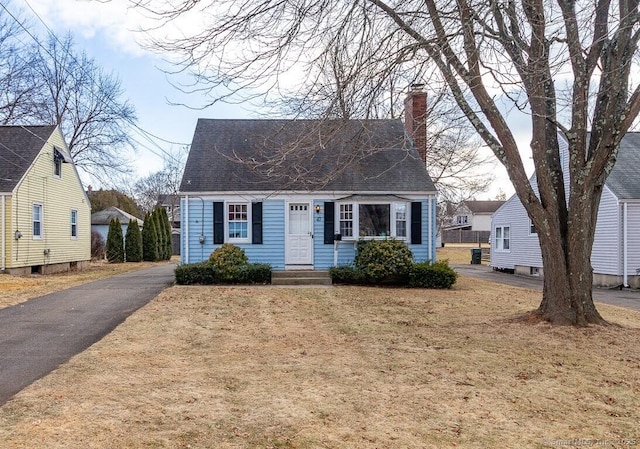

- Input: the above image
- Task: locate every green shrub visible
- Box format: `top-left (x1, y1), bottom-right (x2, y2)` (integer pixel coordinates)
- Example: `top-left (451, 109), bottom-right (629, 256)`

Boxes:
top-left (174, 262), bottom-right (271, 285)
top-left (409, 261), bottom-right (458, 289)
top-left (354, 239), bottom-right (413, 283)
top-left (142, 211), bottom-right (159, 262)
top-left (209, 244), bottom-right (249, 268)
top-left (105, 218), bottom-right (124, 263)
top-left (124, 219), bottom-right (143, 262)
top-left (329, 265), bottom-right (365, 284)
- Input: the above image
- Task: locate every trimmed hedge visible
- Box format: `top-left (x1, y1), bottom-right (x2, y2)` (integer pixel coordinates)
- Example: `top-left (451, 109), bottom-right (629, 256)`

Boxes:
top-left (330, 260), bottom-right (457, 289)
top-left (408, 261), bottom-right (458, 289)
top-left (354, 239), bottom-right (413, 282)
top-left (175, 263), bottom-right (272, 285)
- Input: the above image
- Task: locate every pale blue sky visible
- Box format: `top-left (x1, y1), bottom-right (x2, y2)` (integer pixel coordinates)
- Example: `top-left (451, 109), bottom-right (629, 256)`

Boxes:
top-left (11, 0), bottom-right (516, 199)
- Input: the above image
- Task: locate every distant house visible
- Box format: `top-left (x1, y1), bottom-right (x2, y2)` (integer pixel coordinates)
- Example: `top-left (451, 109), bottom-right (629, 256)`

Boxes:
top-left (179, 88), bottom-right (438, 269)
top-left (491, 132), bottom-right (640, 287)
top-left (441, 200), bottom-right (504, 244)
top-left (0, 125), bottom-right (91, 275)
top-left (451, 200), bottom-right (505, 231)
top-left (91, 206), bottom-right (144, 243)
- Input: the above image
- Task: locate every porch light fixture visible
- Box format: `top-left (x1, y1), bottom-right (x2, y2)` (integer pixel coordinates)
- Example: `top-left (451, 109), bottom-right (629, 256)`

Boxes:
top-left (315, 205), bottom-right (321, 214)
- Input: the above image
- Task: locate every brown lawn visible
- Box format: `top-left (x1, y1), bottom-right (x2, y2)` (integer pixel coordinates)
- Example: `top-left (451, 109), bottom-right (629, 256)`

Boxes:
top-left (1, 277), bottom-right (639, 448)
top-left (437, 243), bottom-right (488, 265)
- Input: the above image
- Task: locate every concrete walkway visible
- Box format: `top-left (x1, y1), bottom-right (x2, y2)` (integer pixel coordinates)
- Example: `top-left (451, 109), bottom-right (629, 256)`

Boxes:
top-left (0, 263), bottom-right (175, 406)
top-left (453, 264), bottom-right (640, 312)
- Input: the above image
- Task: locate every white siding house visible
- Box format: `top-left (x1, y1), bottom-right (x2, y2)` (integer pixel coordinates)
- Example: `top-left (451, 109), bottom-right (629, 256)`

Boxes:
top-left (491, 132), bottom-right (640, 287)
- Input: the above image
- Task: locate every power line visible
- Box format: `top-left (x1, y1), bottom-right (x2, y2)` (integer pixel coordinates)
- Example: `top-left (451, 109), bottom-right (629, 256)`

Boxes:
top-left (1, 0), bottom-right (188, 168)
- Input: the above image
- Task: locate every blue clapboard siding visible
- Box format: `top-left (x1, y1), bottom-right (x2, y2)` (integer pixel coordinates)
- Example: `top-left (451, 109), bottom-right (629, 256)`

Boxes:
top-left (182, 196), bottom-right (437, 269)
top-left (239, 200), bottom-right (285, 269)
top-left (407, 199), bottom-right (435, 262)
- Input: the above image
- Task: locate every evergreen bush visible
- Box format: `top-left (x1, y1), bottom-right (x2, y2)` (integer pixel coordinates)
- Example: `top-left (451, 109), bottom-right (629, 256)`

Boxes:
top-left (409, 261), bottom-right (458, 289)
top-left (142, 212), bottom-right (159, 261)
top-left (354, 239), bottom-right (413, 283)
top-left (175, 262), bottom-right (271, 285)
top-left (105, 218), bottom-right (124, 263)
top-left (328, 265), bottom-right (364, 284)
top-left (125, 219), bottom-right (143, 262)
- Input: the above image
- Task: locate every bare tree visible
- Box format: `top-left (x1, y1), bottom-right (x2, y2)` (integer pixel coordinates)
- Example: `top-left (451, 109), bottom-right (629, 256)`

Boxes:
top-left (134, 0), bottom-right (640, 325)
top-left (30, 34), bottom-right (137, 183)
top-left (0, 13), bottom-right (42, 125)
top-left (132, 147), bottom-right (187, 213)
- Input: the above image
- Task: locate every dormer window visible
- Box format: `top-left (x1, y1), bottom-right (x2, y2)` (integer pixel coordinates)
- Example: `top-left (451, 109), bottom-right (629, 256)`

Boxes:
top-left (53, 148), bottom-right (71, 178)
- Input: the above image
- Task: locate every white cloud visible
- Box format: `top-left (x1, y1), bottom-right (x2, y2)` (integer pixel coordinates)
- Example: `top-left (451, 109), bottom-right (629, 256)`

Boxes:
top-left (25, 0), bottom-right (153, 56)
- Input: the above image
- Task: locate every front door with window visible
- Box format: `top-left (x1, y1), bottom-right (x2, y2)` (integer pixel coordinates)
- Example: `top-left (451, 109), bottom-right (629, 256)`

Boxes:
top-left (286, 203), bottom-right (313, 265)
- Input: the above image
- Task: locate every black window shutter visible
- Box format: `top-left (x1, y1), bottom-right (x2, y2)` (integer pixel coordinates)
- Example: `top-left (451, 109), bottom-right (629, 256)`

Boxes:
top-left (324, 202), bottom-right (335, 244)
top-left (213, 201), bottom-right (224, 244)
top-left (411, 201), bottom-right (422, 244)
top-left (252, 202), bottom-right (263, 244)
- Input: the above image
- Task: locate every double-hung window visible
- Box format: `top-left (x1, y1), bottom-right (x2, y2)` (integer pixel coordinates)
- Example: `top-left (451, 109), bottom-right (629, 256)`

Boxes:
top-left (495, 226), bottom-right (510, 251)
top-left (339, 204), bottom-right (353, 238)
top-left (33, 204), bottom-right (43, 239)
top-left (227, 203), bottom-right (248, 240)
top-left (395, 203), bottom-right (407, 238)
top-left (71, 210), bottom-right (78, 238)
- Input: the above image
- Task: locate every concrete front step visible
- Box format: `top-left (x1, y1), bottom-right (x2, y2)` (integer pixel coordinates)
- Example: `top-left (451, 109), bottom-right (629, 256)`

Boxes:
top-left (271, 270), bottom-right (332, 286)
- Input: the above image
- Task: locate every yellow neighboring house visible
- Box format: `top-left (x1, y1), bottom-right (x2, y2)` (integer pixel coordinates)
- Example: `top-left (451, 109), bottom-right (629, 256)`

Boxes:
top-left (0, 125), bottom-right (91, 275)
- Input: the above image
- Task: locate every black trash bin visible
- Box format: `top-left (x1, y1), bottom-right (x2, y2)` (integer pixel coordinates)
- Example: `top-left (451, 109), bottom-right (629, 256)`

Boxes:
top-left (470, 248), bottom-right (482, 264)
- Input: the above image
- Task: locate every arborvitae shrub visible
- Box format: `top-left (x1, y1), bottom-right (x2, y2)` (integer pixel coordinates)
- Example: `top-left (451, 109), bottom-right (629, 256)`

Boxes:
top-left (105, 218), bottom-right (124, 263)
top-left (125, 219), bottom-right (143, 262)
top-left (161, 207), bottom-right (173, 260)
top-left (142, 212), bottom-right (159, 261)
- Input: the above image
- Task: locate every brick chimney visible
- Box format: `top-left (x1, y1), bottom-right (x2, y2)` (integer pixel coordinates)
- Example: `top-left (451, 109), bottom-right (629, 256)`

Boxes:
top-left (404, 84), bottom-right (427, 166)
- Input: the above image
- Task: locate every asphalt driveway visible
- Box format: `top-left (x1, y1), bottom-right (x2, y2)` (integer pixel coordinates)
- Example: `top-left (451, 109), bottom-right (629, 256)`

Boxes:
top-left (453, 264), bottom-right (640, 312)
top-left (0, 263), bottom-right (175, 405)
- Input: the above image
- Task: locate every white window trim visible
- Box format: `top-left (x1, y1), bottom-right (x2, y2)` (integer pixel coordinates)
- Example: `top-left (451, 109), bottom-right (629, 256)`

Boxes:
top-left (528, 219), bottom-right (537, 236)
top-left (33, 203), bottom-right (43, 240)
top-left (71, 209), bottom-right (78, 239)
top-left (54, 157), bottom-right (62, 179)
top-left (336, 201), bottom-right (409, 241)
top-left (225, 201), bottom-right (251, 243)
top-left (495, 225), bottom-right (510, 252)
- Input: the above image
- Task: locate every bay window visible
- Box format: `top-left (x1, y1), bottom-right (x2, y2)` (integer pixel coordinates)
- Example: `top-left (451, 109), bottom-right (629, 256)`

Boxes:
top-left (337, 201), bottom-right (409, 239)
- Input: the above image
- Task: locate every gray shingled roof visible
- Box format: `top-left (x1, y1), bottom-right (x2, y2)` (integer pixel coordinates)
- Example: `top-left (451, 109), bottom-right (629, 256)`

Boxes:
top-left (180, 119), bottom-right (436, 193)
top-left (0, 125), bottom-right (57, 193)
top-left (91, 206), bottom-right (144, 226)
top-left (606, 132), bottom-right (640, 199)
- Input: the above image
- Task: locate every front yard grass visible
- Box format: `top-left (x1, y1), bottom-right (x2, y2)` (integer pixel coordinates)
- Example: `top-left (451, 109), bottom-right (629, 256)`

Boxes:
top-left (1, 277), bottom-right (639, 448)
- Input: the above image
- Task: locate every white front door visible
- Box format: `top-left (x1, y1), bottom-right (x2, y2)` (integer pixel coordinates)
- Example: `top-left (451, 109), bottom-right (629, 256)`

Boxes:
top-left (286, 203), bottom-right (313, 265)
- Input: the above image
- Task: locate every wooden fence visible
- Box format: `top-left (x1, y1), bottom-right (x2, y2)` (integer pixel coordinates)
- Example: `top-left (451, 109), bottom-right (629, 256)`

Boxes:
top-left (442, 229), bottom-right (491, 244)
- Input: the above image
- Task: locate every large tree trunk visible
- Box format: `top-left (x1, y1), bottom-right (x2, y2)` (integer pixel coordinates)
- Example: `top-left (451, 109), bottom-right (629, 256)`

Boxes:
top-left (534, 189), bottom-right (607, 326)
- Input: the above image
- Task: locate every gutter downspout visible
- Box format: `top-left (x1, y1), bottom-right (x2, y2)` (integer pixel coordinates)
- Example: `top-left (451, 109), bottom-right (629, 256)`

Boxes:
top-left (1, 195), bottom-right (5, 271)
top-left (428, 197), bottom-right (433, 261)
top-left (184, 195), bottom-right (189, 264)
top-left (623, 201), bottom-right (629, 288)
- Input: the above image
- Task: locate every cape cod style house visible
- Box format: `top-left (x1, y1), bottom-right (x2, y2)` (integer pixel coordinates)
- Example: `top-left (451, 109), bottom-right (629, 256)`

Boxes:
top-left (491, 132), bottom-right (640, 287)
top-left (0, 125), bottom-right (91, 275)
top-left (179, 89), bottom-right (437, 269)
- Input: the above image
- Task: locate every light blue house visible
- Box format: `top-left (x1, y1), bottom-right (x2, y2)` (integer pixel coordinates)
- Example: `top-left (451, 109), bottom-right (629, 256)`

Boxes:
top-left (179, 90), bottom-right (437, 269)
